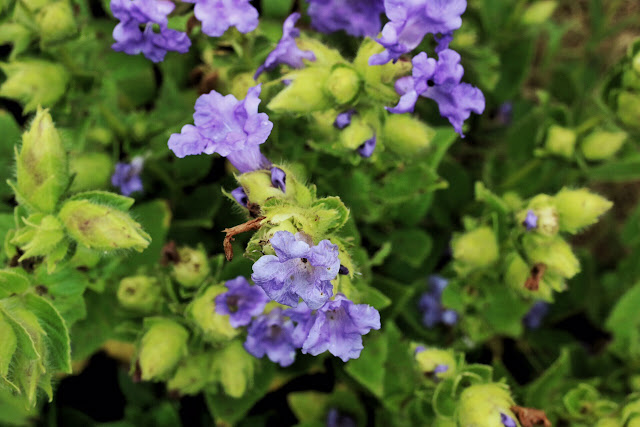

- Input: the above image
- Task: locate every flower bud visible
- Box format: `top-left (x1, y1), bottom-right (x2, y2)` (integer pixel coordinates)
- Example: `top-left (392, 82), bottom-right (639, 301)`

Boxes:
top-left (580, 130), bottom-right (627, 161)
top-left (523, 234), bottom-right (580, 279)
top-left (69, 152), bottom-right (114, 192)
top-left (522, 0), bottom-right (557, 25)
top-left (117, 276), bottom-right (162, 313)
top-left (633, 51), bottom-right (640, 75)
top-left (414, 347), bottom-right (456, 380)
top-left (167, 353), bottom-right (211, 395)
top-left (58, 199), bottom-right (150, 252)
top-left (326, 66), bottom-right (361, 105)
top-left (456, 383), bottom-right (517, 427)
top-left (237, 170), bottom-right (286, 206)
top-left (138, 319), bottom-right (189, 381)
top-left (622, 69), bottom-right (640, 91)
top-left (210, 340), bottom-right (255, 398)
top-left (594, 419), bottom-right (620, 427)
top-left (296, 38), bottom-right (344, 66)
top-left (0, 61), bottom-right (69, 112)
top-left (14, 107), bottom-right (68, 213)
top-left (521, 195), bottom-right (559, 236)
top-left (504, 252), bottom-right (554, 300)
top-left (11, 214), bottom-right (66, 261)
top-left (452, 227), bottom-right (499, 270)
top-left (383, 114), bottom-right (435, 156)
top-left (171, 246), bottom-right (210, 289)
top-left (544, 125), bottom-right (576, 159)
top-left (554, 188), bottom-right (612, 233)
top-left (617, 91), bottom-right (640, 129)
top-left (36, 1), bottom-right (77, 47)
top-left (86, 127), bottom-right (114, 146)
top-left (267, 67), bottom-right (332, 114)
top-left (187, 285), bottom-right (239, 343)
top-left (339, 115), bottom-right (375, 150)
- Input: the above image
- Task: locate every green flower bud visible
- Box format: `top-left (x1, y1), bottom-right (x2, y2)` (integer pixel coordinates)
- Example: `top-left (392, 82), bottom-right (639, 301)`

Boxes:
top-left (21, 0), bottom-right (49, 11)
top-left (353, 38), bottom-right (411, 103)
top-left (210, 340), bottom-right (255, 398)
top-left (630, 375), bottom-right (640, 391)
top-left (268, 67), bottom-right (332, 114)
top-left (622, 398), bottom-right (640, 424)
top-left (36, 1), bottom-right (77, 47)
top-left (594, 418), bottom-right (620, 427)
top-left (58, 199), bottom-right (151, 252)
top-left (86, 127), bottom-right (114, 146)
top-left (11, 214), bottom-right (66, 261)
top-left (117, 276), bottom-right (162, 313)
top-left (544, 125), bottom-right (576, 159)
top-left (456, 383), bottom-right (518, 427)
top-left (339, 115), bottom-right (375, 150)
top-left (633, 52), bottom-right (640, 75)
top-left (622, 69), bottom-right (640, 91)
top-left (452, 227), bottom-right (499, 270)
top-left (0, 61), bottom-right (69, 112)
top-left (138, 319), bottom-right (189, 381)
top-left (522, 194), bottom-right (559, 236)
top-left (522, 0), bottom-right (557, 25)
top-left (383, 114), bottom-right (435, 156)
top-left (617, 91), bottom-right (640, 129)
top-left (187, 285), bottom-right (239, 343)
top-left (172, 246), bottom-right (210, 288)
top-left (167, 353), bottom-right (211, 396)
top-left (14, 107), bottom-right (69, 213)
top-left (581, 130), bottom-right (627, 161)
top-left (296, 38), bottom-right (344, 66)
top-left (415, 348), bottom-right (456, 380)
top-left (237, 170), bottom-right (286, 206)
top-left (554, 188), bottom-right (612, 233)
top-left (523, 234), bottom-right (580, 279)
top-left (326, 66), bottom-right (361, 105)
top-left (69, 152), bottom-right (114, 192)
top-left (504, 253), bottom-right (554, 301)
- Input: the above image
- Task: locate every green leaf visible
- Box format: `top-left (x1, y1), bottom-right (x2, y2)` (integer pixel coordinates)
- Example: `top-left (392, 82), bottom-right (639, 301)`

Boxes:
top-left (287, 391), bottom-right (329, 423)
top-left (389, 229), bottom-right (432, 269)
top-left (0, 312), bottom-right (17, 378)
top-left (0, 270), bottom-right (30, 298)
top-left (345, 330), bottom-right (387, 398)
top-left (127, 200), bottom-right (172, 267)
top-left (68, 191), bottom-right (135, 211)
top-left (587, 157), bottom-right (640, 182)
top-left (605, 282), bottom-right (640, 360)
top-left (524, 348), bottom-right (571, 409)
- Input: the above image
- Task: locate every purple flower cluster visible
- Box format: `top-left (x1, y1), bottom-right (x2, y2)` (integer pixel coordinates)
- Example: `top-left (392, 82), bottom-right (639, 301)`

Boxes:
top-left (110, 0), bottom-right (191, 62)
top-left (214, 276), bottom-right (269, 327)
top-left (168, 85), bottom-right (274, 172)
top-left (388, 50), bottom-right (485, 136)
top-left (251, 231), bottom-right (340, 310)
top-left (111, 156), bottom-right (144, 196)
top-left (307, 0), bottom-right (385, 37)
top-left (184, 0), bottom-right (258, 37)
top-left (419, 275), bottom-right (458, 328)
top-left (369, 0), bottom-right (467, 66)
top-left (255, 13), bottom-right (316, 79)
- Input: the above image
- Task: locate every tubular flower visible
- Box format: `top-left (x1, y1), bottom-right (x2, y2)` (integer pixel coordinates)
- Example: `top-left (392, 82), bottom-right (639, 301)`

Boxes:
top-left (183, 0), bottom-right (258, 37)
top-left (215, 276), bottom-right (270, 328)
top-left (244, 308), bottom-right (297, 367)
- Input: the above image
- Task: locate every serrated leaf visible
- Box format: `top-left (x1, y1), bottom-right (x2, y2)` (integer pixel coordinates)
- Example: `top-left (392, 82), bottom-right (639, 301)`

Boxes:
top-left (0, 270), bottom-right (30, 298)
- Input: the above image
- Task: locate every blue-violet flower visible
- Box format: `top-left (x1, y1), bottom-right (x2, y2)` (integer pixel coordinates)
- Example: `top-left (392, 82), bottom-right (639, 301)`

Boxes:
top-left (357, 135), bottom-right (376, 158)
top-left (523, 301), bottom-right (549, 330)
top-left (334, 110), bottom-right (356, 129)
top-left (244, 308), bottom-right (297, 367)
top-left (501, 413), bottom-right (518, 427)
top-left (326, 408), bottom-right (357, 427)
top-left (183, 0), bottom-right (258, 37)
top-left (111, 156), bottom-right (144, 196)
top-left (252, 231), bottom-right (340, 309)
top-left (307, 0), bottom-right (385, 37)
top-left (419, 275), bottom-right (458, 328)
top-left (271, 167), bottom-right (286, 192)
top-left (231, 187), bottom-right (249, 207)
top-left (215, 276), bottom-right (269, 327)
top-left (523, 210), bottom-right (538, 230)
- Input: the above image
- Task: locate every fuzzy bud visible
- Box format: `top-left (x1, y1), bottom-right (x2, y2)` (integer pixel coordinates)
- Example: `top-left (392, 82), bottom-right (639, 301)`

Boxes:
top-left (544, 125), bottom-right (576, 159)
top-left (522, 195), bottom-right (559, 236)
top-left (339, 115), bottom-right (375, 150)
top-left (581, 130), bottom-right (627, 161)
top-left (452, 227), bottom-right (499, 270)
top-left (414, 347), bottom-right (456, 380)
top-left (187, 285), bottom-right (239, 343)
top-left (267, 67), bottom-right (332, 114)
top-left (383, 114), bottom-right (435, 156)
top-left (14, 107), bottom-right (68, 213)
top-left (523, 234), bottom-right (580, 279)
top-left (633, 52), bottom-right (640, 75)
top-left (522, 0), bottom-right (557, 25)
top-left (117, 276), bottom-right (162, 313)
top-left (167, 353), bottom-right (211, 396)
top-left (0, 61), bottom-right (69, 112)
top-left (237, 170), bottom-right (286, 206)
top-left (456, 383), bottom-right (518, 427)
top-left (69, 152), bottom-right (114, 192)
top-left (138, 319), bottom-right (189, 381)
top-left (58, 199), bottom-right (150, 252)
top-left (617, 91), bottom-right (640, 129)
top-left (36, 1), bottom-right (77, 47)
top-left (554, 188), bottom-right (612, 233)
top-left (210, 340), bottom-right (255, 398)
top-left (172, 246), bottom-right (210, 289)
top-left (326, 66), bottom-right (361, 105)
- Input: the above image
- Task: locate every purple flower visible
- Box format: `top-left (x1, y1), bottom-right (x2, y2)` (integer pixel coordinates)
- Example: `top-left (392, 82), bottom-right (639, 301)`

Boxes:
top-left (231, 187), bottom-right (248, 207)
top-left (414, 345), bottom-right (426, 354)
top-left (433, 364), bottom-right (449, 374)
top-left (496, 102), bottom-right (513, 126)
top-left (523, 301), bottom-right (549, 330)
top-left (111, 156), bottom-right (144, 196)
top-left (214, 276), bottom-right (269, 328)
top-left (251, 231), bottom-right (340, 309)
top-left (326, 408), bottom-right (357, 427)
top-left (419, 275), bottom-right (458, 328)
top-left (388, 50), bottom-right (485, 136)
top-left (334, 110), bottom-right (356, 129)
top-left (500, 413), bottom-right (518, 427)
top-left (110, 0), bottom-right (191, 63)
top-left (244, 308), bottom-right (297, 367)
top-left (523, 210), bottom-right (538, 230)
top-left (184, 0), bottom-right (258, 37)
top-left (271, 167), bottom-right (286, 192)
top-left (254, 13), bottom-right (315, 79)
top-left (168, 85), bottom-right (274, 172)
top-left (284, 302), bottom-right (316, 347)
top-left (307, 0), bottom-right (385, 37)
top-left (357, 135), bottom-right (376, 158)
top-left (299, 294), bottom-right (381, 362)
top-left (369, 0), bottom-right (467, 65)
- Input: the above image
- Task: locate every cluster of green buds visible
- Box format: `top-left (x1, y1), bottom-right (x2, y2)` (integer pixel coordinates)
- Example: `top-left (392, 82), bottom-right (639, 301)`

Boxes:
top-left (602, 38), bottom-right (640, 133)
top-left (537, 122), bottom-right (628, 161)
top-left (6, 108), bottom-right (150, 273)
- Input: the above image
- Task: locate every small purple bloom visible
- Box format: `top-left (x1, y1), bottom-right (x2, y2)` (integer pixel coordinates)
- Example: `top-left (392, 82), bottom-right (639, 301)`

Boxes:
top-left (523, 301), bottom-right (549, 330)
top-left (414, 345), bottom-right (426, 354)
top-left (326, 408), bottom-right (357, 427)
top-left (334, 110), bottom-right (356, 130)
top-left (500, 413), bottom-right (518, 427)
top-left (255, 13), bottom-right (316, 79)
top-left (184, 0), bottom-right (258, 37)
top-left (284, 302), bottom-right (315, 347)
top-left (300, 294), bottom-right (381, 362)
top-left (496, 102), bottom-right (513, 126)
top-left (435, 32), bottom-right (454, 53)
top-left (433, 364), bottom-right (449, 374)
top-left (388, 50), bottom-right (485, 137)
top-left (357, 135), bottom-right (376, 158)
top-left (307, 0), bottom-right (385, 37)
top-left (271, 167), bottom-right (286, 192)
top-left (440, 309), bottom-right (458, 325)
top-left (251, 231), bottom-right (340, 309)
top-left (231, 187), bottom-right (248, 207)
top-left (110, 0), bottom-right (191, 63)
top-left (244, 308), bottom-right (297, 367)
top-left (214, 276), bottom-right (269, 328)
top-left (523, 210), bottom-right (538, 230)
top-left (168, 85), bottom-right (274, 172)
top-left (419, 275), bottom-right (458, 328)
top-left (369, 0), bottom-right (467, 65)
top-left (111, 156), bottom-right (144, 196)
